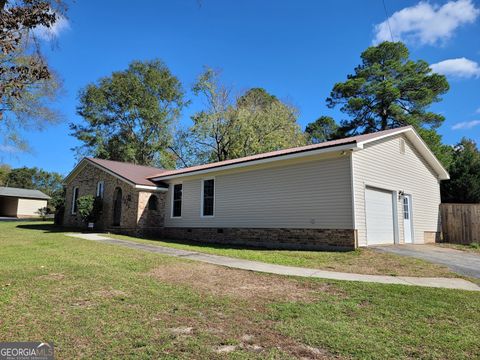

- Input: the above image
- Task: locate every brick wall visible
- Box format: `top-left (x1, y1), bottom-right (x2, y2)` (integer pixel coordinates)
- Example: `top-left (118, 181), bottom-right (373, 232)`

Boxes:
top-left (63, 162), bottom-right (166, 232)
top-left (157, 227), bottom-right (357, 250)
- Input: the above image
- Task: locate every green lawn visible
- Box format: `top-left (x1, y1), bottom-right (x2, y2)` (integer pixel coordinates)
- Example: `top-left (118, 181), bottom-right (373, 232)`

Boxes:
top-left (436, 242), bottom-right (480, 254)
top-left (108, 233), bottom-right (457, 278)
top-left (1, 221), bottom-right (479, 359)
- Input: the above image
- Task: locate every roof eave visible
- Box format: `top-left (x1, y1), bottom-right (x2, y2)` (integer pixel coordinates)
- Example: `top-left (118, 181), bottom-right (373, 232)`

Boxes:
top-left (150, 143), bottom-right (360, 181)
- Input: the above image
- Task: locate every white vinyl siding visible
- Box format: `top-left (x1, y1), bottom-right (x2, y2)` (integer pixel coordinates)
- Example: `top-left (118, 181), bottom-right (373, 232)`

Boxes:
top-left (353, 135), bottom-right (441, 246)
top-left (165, 155), bottom-right (353, 229)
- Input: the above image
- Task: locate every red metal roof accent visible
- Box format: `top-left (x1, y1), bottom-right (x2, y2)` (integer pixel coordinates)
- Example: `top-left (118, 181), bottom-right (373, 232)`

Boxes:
top-left (148, 126), bottom-right (411, 179)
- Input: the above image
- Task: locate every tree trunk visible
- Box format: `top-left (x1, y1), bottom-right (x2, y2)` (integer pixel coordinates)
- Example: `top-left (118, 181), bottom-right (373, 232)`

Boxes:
top-left (380, 111), bottom-right (388, 130)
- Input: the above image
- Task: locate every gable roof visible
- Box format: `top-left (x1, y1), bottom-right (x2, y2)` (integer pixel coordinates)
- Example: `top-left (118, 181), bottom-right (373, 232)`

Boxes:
top-left (149, 126), bottom-right (449, 181)
top-left (0, 187), bottom-right (50, 200)
top-left (86, 158), bottom-right (167, 186)
top-left (64, 158), bottom-right (168, 189)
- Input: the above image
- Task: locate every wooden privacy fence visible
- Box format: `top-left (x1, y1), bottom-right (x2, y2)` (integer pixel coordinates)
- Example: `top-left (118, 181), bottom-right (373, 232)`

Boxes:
top-left (440, 203), bottom-right (480, 244)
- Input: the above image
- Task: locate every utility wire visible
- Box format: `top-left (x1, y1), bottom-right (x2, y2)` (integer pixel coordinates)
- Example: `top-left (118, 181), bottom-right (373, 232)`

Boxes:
top-left (382, 0), bottom-right (394, 42)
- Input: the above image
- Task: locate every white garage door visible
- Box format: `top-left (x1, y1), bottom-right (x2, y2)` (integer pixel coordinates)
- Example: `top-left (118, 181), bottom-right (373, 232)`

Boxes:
top-left (365, 188), bottom-right (395, 245)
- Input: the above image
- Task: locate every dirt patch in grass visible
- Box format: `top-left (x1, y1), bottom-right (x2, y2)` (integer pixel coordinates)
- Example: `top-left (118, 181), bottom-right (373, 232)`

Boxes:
top-left (162, 311), bottom-right (342, 359)
top-left (148, 261), bottom-right (345, 304)
top-left (36, 273), bottom-right (66, 281)
top-left (92, 289), bottom-right (128, 299)
top-left (148, 261), bottom-right (346, 358)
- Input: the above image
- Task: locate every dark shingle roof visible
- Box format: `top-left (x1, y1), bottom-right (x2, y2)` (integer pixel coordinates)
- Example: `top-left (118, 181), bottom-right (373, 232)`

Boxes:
top-left (86, 158), bottom-right (167, 186)
top-left (0, 187), bottom-right (50, 200)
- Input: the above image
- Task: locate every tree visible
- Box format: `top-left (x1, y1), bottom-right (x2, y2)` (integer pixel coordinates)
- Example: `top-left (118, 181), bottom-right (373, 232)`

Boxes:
top-left (71, 60), bottom-right (186, 168)
top-left (441, 138), bottom-right (480, 204)
top-left (5, 166), bottom-right (64, 211)
top-left (189, 68), bottom-right (306, 163)
top-left (0, 0), bottom-right (64, 150)
top-left (230, 88), bottom-right (306, 158)
top-left (0, 164), bottom-right (10, 185)
top-left (305, 116), bottom-right (338, 143)
top-left (5, 166), bottom-right (36, 188)
top-left (326, 41), bottom-right (450, 163)
top-left (189, 67), bottom-right (235, 163)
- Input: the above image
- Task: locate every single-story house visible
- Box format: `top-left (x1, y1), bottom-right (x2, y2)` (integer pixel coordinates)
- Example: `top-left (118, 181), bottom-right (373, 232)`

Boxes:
top-left (0, 187), bottom-right (50, 218)
top-left (63, 126), bottom-right (449, 250)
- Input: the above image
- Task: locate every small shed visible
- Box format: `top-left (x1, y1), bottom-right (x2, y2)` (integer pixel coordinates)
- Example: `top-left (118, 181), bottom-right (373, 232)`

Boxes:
top-left (0, 187), bottom-right (50, 218)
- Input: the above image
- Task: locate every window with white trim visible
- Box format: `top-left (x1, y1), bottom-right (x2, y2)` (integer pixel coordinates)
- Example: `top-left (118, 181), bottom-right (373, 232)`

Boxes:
top-left (71, 187), bottom-right (79, 214)
top-left (172, 184), bottom-right (182, 217)
top-left (96, 181), bottom-right (104, 198)
top-left (202, 179), bottom-right (214, 217)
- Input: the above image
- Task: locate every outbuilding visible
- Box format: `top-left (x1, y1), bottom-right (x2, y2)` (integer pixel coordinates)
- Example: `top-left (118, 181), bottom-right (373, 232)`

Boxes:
top-left (63, 126), bottom-right (449, 250)
top-left (0, 187), bottom-right (50, 218)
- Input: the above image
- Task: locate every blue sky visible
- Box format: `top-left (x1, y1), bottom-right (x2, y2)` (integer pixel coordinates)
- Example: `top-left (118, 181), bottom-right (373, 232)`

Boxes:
top-left (2, 0), bottom-right (480, 175)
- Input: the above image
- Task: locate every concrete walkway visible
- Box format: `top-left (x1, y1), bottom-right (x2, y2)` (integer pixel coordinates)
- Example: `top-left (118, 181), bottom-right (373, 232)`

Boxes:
top-left (66, 233), bottom-right (480, 292)
top-left (373, 244), bottom-right (480, 279)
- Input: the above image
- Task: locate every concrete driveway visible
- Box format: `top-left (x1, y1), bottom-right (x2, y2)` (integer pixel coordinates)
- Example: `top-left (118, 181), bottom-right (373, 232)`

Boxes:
top-left (373, 245), bottom-right (480, 279)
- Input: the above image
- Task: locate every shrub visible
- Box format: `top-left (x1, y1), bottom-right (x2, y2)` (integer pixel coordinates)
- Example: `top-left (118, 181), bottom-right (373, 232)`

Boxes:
top-left (36, 207), bottom-right (49, 221)
top-left (77, 195), bottom-right (103, 224)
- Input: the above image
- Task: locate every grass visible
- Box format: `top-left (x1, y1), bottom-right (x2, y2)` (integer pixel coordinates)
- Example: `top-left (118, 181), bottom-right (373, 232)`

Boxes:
top-left (436, 242), bottom-right (480, 254)
top-left (1, 221), bottom-right (479, 359)
top-left (106, 232), bottom-right (457, 278)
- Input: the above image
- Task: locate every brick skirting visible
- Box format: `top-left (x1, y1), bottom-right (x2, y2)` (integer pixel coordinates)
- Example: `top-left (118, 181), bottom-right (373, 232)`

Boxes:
top-left (154, 227), bottom-right (357, 251)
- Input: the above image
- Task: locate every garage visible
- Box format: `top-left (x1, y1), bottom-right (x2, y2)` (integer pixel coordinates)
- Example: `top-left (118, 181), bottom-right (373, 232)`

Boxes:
top-left (365, 187), bottom-right (395, 245)
top-left (0, 187), bottom-right (50, 218)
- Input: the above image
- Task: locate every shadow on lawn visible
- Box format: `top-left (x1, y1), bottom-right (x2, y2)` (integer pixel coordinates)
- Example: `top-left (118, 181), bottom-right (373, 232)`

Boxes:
top-left (16, 223), bottom-right (84, 233)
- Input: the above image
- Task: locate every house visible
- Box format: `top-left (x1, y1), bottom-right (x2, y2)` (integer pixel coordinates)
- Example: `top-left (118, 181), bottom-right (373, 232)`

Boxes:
top-left (0, 187), bottom-right (50, 218)
top-left (63, 126), bottom-right (449, 250)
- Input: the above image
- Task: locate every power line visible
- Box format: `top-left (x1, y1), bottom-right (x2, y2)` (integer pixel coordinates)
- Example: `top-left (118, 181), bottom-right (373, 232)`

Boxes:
top-left (382, 0), bottom-right (394, 42)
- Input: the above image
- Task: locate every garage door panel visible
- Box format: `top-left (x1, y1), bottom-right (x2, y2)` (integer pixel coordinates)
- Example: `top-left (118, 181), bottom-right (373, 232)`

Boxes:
top-left (365, 188), bottom-right (395, 245)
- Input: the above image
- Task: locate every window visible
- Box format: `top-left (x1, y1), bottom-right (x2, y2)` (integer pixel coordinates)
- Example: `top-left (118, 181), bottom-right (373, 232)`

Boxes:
top-left (172, 184), bottom-right (182, 217)
top-left (96, 181), bottom-right (104, 198)
top-left (148, 195), bottom-right (158, 211)
top-left (202, 179), bottom-right (215, 217)
top-left (71, 187), bottom-right (79, 214)
top-left (403, 197), bottom-right (409, 220)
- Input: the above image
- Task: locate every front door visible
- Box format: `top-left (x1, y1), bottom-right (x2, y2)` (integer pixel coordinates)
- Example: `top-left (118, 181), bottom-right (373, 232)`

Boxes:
top-left (403, 195), bottom-right (413, 243)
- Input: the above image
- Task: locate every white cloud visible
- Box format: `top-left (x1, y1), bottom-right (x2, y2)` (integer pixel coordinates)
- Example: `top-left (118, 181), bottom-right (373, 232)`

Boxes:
top-left (374, 0), bottom-right (479, 46)
top-left (452, 120), bottom-right (480, 130)
top-left (430, 57), bottom-right (480, 78)
top-left (34, 14), bottom-right (69, 41)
